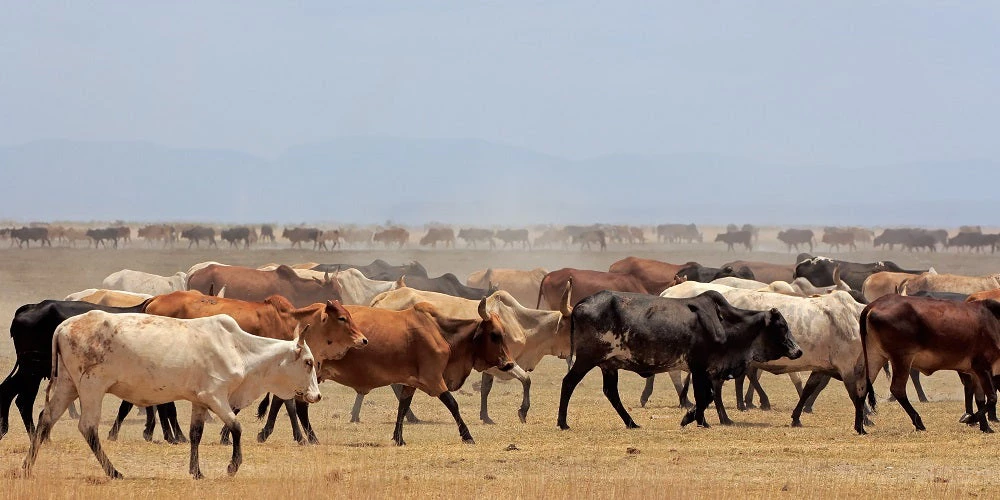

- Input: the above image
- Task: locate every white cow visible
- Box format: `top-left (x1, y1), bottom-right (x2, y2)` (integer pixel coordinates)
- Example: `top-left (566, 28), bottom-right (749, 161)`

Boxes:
top-left (102, 269), bottom-right (187, 295)
top-left (662, 282), bottom-right (867, 428)
top-left (23, 311), bottom-right (321, 480)
top-left (333, 268), bottom-right (402, 305)
top-left (369, 285), bottom-right (572, 423)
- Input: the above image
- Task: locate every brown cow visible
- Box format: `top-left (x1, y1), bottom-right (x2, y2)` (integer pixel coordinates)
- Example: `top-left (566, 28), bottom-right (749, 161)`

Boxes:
top-left (537, 268), bottom-right (681, 309)
top-left (857, 295), bottom-right (1000, 434)
top-left (258, 301), bottom-right (528, 445)
top-left (720, 260), bottom-right (795, 283)
top-left (374, 227), bottom-right (409, 248)
top-left (134, 291), bottom-right (367, 444)
top-left (609, 257), bottom-right (697, 292)
top-left (187, 264), bottom-right (343, 307)
top-left (900, 272), bottom-right (1000, 295)
top-left (968, 289), bottom-right (1000, 302)
top-left (64, 289), bottom-right (152, 307)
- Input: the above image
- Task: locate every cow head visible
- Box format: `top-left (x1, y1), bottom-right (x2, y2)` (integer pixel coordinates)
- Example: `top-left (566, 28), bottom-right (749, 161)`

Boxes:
top-left (750, 308), bottom-right (802, 362)
top-left (308, 300), bottom-right (367, 362)
top-left (273, 325), bottom-right (322, 404)
top-left (471, 299), bottom-right (528, 382)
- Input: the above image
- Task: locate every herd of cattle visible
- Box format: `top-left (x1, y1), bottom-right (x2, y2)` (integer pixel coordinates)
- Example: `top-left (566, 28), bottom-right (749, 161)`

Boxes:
top-left (4, 223), bottom-right (999, 252)
top-left (8, 249), bottom-right (1000, 480)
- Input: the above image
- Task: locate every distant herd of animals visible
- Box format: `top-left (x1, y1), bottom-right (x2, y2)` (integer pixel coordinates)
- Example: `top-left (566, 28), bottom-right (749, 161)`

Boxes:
top-left (7, 248), bottom-right (1000, 480)
top-left (2, 223), bottom-right (999, 253)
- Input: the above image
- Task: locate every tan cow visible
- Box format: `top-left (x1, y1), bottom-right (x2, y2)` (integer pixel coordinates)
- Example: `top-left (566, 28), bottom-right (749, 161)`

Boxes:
top-left (900, 272), bottom-right (1000, 295)
top-left (466, 268), bottom-right (548, 307)
top-left (64, 289), bottom-right (152, 307)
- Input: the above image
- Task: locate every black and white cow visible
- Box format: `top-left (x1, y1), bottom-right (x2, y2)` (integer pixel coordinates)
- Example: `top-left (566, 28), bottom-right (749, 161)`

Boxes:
top-left (557, 290), bottom-right (802, 430)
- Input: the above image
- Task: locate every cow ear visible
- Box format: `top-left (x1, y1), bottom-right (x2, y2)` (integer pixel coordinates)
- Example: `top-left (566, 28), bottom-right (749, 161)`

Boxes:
top-left (478, 298), bottom-right (489, 320)
top-left (688, 302), bottom-right (726, 344)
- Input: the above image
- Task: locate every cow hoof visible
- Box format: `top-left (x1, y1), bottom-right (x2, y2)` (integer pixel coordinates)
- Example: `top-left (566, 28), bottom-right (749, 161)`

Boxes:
top-left (308, 436), bottom-right (320, 445)
top-left (803, 407), bottom-right (814, 414)
top-left (405, 417), bottom-right (421, 424)
top-left (981, 426), bottom-right (994, 434)
top-left (518, 409), bottom-right (528, 423)
top-left (959, 413), bottom-right (974, 424)
top-left (697, 421), bottom-right (711, 429)
top-left (863, 416), bottom-right (875, 427)
top-left (175, 435), bottom-right (188, 444)
top-left (719, 418), bottom-right (734, 426)
top-left (191, 471), bottom-right (204, 480)
top-left (791, 420), bottom-right (802, 428)
top-left (350, 417), bottom-right (361, 424)
top-left (256, 431), bottom-right (269, 443)
top-left (393, 438), bottom-right (406, 446)
top-left (481, 416), bottom-right (496, 425)
top-left (558, 423), bottom-right (570, 431)
top-left (462, 437), bottom-right (476, 444)
top-left (915, 424), bottom-right (926, 432)
top-left (855, 427), bottom-right (867, 435)
top-left (759, 403), bottom-right (772, 411)
top-left (625, 422), bottom-right (641, 429)
top-left (107, 433), bottom-right (118, 442)
top-left (680, 413), bottom-right (695, 427)
top-left (110, 470), bottom-right (123, 480)
top-left (227, 463), bottom-right (240, 477)
top-left (220, 437), bottom-right (231, 446)
top-left (143, 431), bottom-right (153, 442)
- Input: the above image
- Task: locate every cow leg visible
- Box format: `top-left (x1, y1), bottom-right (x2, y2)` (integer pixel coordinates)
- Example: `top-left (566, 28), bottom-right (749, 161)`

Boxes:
top-left (712, 379), bottom-right (733, 425)
top-left (438, 392), bottom-right (475, 443)
top-left (639, 375), bottom-right (654, 408)
top-left (392, 386), bottom-right (417, 446)
top-left (742, 372), bottom-right (756, 409)
top-left (675, 371), bottom-right (693, 408)
top-left (0, 367), bottom-right (23, 439)
top-left (282, 398), bottom-right (306, 445)
top-left (479, 372), bottom-right (496, 424)
top-left (959, 372), bottom-right (975, 424)
top-left (734, 374), bottom-right (747, 411)
top-left (802, 374), bottom-right (830, 413)
top-left (14, 377), bottom-right (41, 436)
top-left (294, 401), bottom-right (319, 444)
top-left (748, 370), bottom-right (771, 410)
top-left (256, 394), bottom-right (285, 442)
top-left (350, 393), bottom-right (365, 423)
top-left (791, 372), bottom-right (829, 427)
top-left (68, 400), bottom-right (80, 419)
top-left (600, 368), bottom-right (639, 429)
top-left (22, 374), bottom-right (77, 477)
top-left (159, 403), bottom-right (185, 443)
top-left (207, 402), bottom-right (242, 476)
top-left (558, 363), bottom-right (592, 430)
top-left (991, 375), bottom-right (1000, 422)
top-left (517, 374), bottom-right (532, 423)
top-left (971, 369), bottom-right (995, 433)
top-left (108, 401), bottom-right (133, 442)
top-left (77, 387), bottom-right (121, 479)
top-left (188, 404), bottom-right (208, 479)
top-left (910, 369), bottom-right (928, 403)
top-left (681, 369), bottom-right (713, 428)
top-left (888, 360), bottom-right (924, 431)
top-left (391, 384), bottom-right (421, 423)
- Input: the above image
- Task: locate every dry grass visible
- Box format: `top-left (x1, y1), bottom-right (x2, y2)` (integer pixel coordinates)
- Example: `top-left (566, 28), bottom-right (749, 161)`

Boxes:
top-left (1, 242), bottom-right (999, 498)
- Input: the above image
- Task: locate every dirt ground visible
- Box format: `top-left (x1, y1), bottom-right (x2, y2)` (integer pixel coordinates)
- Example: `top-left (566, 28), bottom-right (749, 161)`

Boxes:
top-left (1, 238), bottom-right (999, 498)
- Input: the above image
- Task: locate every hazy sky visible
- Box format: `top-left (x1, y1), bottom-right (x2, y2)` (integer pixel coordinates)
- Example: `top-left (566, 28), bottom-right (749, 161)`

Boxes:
top-left (2, 1), bottom-right (998, 166)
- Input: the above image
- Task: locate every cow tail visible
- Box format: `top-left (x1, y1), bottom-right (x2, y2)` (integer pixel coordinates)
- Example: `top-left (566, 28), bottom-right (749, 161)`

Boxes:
top-left (567, 310), bottom-right (575, 370)
top-left (859, 306), bottom-right (876, 412)
top-left (256, 394), bottom-right (271, 420)
top-left (536, 274), bottom-right (548, 309)
top-left (46, 332), bottom-right (61, 405)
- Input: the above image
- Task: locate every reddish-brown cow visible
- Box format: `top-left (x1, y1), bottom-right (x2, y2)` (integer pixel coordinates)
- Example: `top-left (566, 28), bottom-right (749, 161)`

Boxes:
top-left (608, 257), bottom-right (697, 292)
top-left (857, 295), bottom-right (1000, 434)
top-left (537, 268), bottom-right (683, 310)
top-left (258, 301), bottom-right (527, 446)
top-left (187, 264), bottom-right (343, 308)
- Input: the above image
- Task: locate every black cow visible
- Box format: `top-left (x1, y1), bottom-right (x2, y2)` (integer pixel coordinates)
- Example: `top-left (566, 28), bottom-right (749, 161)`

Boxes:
top-left (794, 254), bottom-right (925, 291)
top-left (675, 264), bottom-right (755, 283)
top-left (181, 226), bottom-right (218, 248)
top-left (10, 227), bottom-right (51, 248)
top-left (777, 229), bottom-right (815, 252)
top-left (557, 290), bottom-right (802, 430)
top-left (260, 224), bottom-right (276, 242)
top-left (874, 228), bottom-right (942, 252)
top-left (656, 223), bottom-right (702, 243)
top-left (86, 228), bottom-right (120, 248)
top-left (399, 273), bottom-right (493, 299)
top-left (221, 226), bottom-right (252, 249)
top-left (0, 300), bottom-right (185, 444)
top-left (573, 230), bottom-right (607, 251)
top-left (714, 231), bottom-right (753, 251)
top-left (947, 232), bottom-right (999, 253)
top-left (311, 259), bottom-right (428, 280)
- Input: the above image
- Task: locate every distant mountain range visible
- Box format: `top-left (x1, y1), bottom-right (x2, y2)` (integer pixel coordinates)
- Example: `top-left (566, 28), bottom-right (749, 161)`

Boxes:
top-left (1, 138), bottom-right (996, 226)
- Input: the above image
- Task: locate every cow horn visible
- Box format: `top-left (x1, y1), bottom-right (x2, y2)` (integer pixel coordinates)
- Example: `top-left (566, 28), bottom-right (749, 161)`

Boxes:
top-left (324, 270), bottom-right (330, 283)
top-left (478, 297), bottom-right (489, 320)
top-left (217, 285), bottom-right (226, 298)
top-left (832, 265), bottom-right (847, 290)
top-left (559, 278), bottom-right (573, 317)
top-left (398, 275), bottom-right (407, 287)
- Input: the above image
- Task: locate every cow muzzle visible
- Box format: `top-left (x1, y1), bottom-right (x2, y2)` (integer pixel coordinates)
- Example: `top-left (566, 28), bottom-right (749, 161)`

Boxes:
top-left (787, 346), bottom-right (804, 360)
top-left (300, 391), bottom-right (322, 404)
top-left (501, 362), bottom-right (530, 383)
top-left (354, 335), bottom-right (368, 347)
